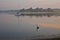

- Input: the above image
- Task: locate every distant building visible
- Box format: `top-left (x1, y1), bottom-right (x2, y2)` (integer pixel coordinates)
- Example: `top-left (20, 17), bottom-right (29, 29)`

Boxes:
top-left (53, 9), bottom-right (60, 12)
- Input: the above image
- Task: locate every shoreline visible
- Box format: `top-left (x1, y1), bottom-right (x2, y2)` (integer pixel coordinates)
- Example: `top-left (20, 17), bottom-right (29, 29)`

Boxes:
top-left (20, 12), bottom-right (60, 16)
top-left (32, 37), bottom-right (60, 40)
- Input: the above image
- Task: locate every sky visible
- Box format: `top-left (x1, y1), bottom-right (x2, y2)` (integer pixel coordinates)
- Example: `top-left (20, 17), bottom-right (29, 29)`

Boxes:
top-left (0, 0), bottom-right (60, 10)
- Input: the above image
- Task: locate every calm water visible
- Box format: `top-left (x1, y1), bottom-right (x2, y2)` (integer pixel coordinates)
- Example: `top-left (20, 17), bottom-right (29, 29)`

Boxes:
top-left (0, 13), bottom-right (60, 40)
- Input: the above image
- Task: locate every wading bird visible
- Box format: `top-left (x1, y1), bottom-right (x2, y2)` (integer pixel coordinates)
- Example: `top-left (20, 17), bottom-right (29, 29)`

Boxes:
top-left (36, 24), bottom-right (39, 32)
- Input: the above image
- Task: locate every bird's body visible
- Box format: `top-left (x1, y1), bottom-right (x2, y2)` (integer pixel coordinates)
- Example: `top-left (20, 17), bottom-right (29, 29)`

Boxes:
top-left (36, 24), bottom-right (39, 32)
top-left (37, 26), bottom-right (39, 29)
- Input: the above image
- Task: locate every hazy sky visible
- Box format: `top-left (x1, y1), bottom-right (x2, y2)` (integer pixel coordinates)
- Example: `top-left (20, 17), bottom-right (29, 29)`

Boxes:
top-left (0, 0), bottom-right (60, 10)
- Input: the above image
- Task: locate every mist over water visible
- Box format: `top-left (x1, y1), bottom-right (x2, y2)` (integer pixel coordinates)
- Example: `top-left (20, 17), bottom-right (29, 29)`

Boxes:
top-left (0, 13), bottom-right (60, 40)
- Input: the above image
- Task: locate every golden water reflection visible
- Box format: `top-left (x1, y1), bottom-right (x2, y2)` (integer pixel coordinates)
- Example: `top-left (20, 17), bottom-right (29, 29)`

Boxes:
top-left (1, 15), bottom-right (60, 29)
top-left (19, 16), bottom-right (60, 29)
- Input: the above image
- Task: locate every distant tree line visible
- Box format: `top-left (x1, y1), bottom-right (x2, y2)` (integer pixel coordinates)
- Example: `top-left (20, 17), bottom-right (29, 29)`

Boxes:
top-left (20, 8), bottom-right (54, 12)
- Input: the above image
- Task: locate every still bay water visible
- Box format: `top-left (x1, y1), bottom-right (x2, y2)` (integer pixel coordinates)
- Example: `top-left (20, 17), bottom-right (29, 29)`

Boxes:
top-left (0, 13), bottom-right (60, 40)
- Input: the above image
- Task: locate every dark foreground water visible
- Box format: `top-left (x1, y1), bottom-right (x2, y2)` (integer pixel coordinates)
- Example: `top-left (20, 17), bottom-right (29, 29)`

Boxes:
top-left (0, 13), bottom-right (60, 40)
